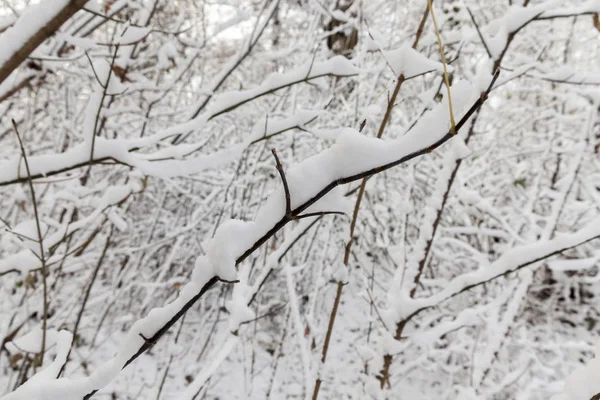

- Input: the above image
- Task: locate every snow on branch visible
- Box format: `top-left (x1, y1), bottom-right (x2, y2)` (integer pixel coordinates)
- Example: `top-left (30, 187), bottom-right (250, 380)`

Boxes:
top-left (402, 216), bottom-right (600, 321)
top-left (0, 0), bottom-right (89, 85)
top-left (537, 0), bottom-right (600, 20)
top-left (0, 71), bottom-right (495, 400)
top-left (0, 55), bottom-right (359, 186)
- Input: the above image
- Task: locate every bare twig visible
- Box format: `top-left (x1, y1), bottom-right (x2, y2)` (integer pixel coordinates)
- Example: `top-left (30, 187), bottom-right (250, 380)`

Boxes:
top-left (12, 120), bottom-right (49, 367)
top-left (271, 149), bottom-right (291, 216)
top-left (312, 4), bottom-right (433, 398)
top-left (466, 7), bottom-right (492, 59)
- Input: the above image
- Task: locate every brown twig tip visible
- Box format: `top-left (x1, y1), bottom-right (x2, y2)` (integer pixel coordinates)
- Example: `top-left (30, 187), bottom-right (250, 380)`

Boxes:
top-left (271, 148), bottom-right (292, 215)
top-left (295, 211), bottom-right (346, 220)
top-left (138, 333), bottom-right (156, 345)
top-left (479, 69), bottom-right (501, 101)
top-left (218, 278), bottom-right (240, 284)
top-left (466, 6), bottom-right (492, 60)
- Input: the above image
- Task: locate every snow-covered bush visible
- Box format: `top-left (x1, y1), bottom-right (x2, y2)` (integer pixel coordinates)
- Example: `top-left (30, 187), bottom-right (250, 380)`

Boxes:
top-left (1, 0), bottom-right (599, 399)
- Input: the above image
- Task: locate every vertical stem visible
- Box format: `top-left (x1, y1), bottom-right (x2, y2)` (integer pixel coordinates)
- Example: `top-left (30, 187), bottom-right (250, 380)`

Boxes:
top-left (428, 0), bottom-right (456, 134)
top-left (311, 4), bottom-right (431, 398)
top-left (12, 120), bottom-right (48, 366)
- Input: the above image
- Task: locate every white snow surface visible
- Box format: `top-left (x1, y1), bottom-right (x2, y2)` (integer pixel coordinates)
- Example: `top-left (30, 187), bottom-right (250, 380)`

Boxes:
top-left (0, 0), bottom-right (76, 69)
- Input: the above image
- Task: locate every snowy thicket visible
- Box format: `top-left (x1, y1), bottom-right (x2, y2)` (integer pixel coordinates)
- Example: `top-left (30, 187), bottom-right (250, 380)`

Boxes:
top-left (0, 0), bottom-right (599, 399)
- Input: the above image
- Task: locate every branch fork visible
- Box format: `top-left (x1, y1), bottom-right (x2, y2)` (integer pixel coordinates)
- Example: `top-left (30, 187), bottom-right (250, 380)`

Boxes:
top-left (271, 149), bottom-right (345, 221)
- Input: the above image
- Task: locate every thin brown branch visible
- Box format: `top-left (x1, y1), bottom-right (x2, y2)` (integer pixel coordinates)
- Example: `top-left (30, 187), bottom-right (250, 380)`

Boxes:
top-left (58, 230), bottom-right (112, 377)
top-left (12, 120), bottom-right (49, 367)
top-left (466, 6), bottom-right (492, 59)
top-left (375, 69), bottom-right (499, 388)
top-left (313, 4), bottom-right (433, 398)
top-left (271, 148), bottom-right (291, 216)
top-left (83, 48), bottom-right (498, 400)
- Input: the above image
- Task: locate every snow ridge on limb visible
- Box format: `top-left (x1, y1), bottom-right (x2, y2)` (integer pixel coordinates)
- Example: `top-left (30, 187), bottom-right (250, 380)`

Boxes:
top-left (0, 55), bottom-right (358, 186)
top-left (0, 69), bottom-right (493, 400)
top-left (403, 216), bottom-right (600, 320)
top-left (0, 0), bottom-right (89, 85)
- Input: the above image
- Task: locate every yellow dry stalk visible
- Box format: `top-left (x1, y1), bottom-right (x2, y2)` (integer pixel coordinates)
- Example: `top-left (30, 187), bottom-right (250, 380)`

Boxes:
top-left (372, 77), bottom-right (397, 105)
top-left (428, 0), bottom-right (456, 134)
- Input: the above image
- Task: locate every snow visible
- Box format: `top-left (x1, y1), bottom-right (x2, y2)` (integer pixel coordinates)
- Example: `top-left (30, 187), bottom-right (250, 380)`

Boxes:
top-left (408, 216), bottom-right (600, 317)
top-left (0, 70), bottom-right (36, 101)
top-left (10, 219), bottom-right (47, 252)
top-left (551, 340), bottom-right (600, 400)
top-left (485, 23), bottom-right (508, 60)
top-left (366, 29), bottom-right (386, 51)
top-left (0, 71), bottom-right (476, 400)
top-left (0, 0), bottom-right (74, 72)
top-left (107, 209), bottom-right (128, 232)
top-left (59, 33), bottom-right (96, 51)
top-left (331, 262), bottom-right (349, 282)
top-left (0, 257), bottom-right (219, 399)
top-left (540, 0), bottom-right (600, 19)
top-left (83, 88), bottom-right (103, 146)
top-left (225, 264), bottom-right (254, 329)
top-left (138, 111), bottom-right (321, 178)
top-left (412, 308), bottom-right (480, 347)
top-left (87, 57), bottom-right (127, 94)
top-left (0, 57), bottom-right (356, 186)
top-left (383, 45), bottom-right (451, 78)
top-left (179, 335), bottom-right (240, 399)
top-left (0, 181), bottom-right (138, 275)
top-left (117, 26), bottom-right (151, 45)
top-left (6, 328), bottom-right (60, 354)
top-left (474, 59), bottom-right (495, 93)
top-left (284, 263), bottom-right (312, 395)
top-left (2, 330), bottom-right (73, 400)
top-left (536, 67), bottom-right (600, 85)
top-left (157, 41), bottom-right (178, 69)
top-left (2, 2), bottom-right (600, 398)
top-left (451, 134), bottom-right (471, 159)
top-left (189, 56), bottom-right (359, 126)
top-left (548, 256), bottom-right (599, 272)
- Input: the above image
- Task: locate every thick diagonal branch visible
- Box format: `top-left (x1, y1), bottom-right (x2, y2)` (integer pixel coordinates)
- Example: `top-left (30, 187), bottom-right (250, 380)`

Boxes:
top-left (0, 0), bottom-right (88, 85)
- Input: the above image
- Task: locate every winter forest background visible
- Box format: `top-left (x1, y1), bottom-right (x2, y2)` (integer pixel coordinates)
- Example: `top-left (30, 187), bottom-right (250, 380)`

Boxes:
top-left (0, 0), bottom-right (600, 399)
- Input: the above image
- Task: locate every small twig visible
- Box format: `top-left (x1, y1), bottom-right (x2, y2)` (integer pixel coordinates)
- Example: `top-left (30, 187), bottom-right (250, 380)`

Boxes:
top-left (218, 278), bottom-right (240, 284)
top-left (271, 149), bottom-right (292, 216)
top-left (364, 19), bottom-right (397, 75)
top-left (58, 230), bottom-right (112, 377)
top-left (296, 211), bottom-right (345, 220)
top-left (84, 52), bottom-right (107, 89)
top-left (466, 7), bottom-right (492, 59)
top-left (83, 43), bottom-right (120, 184)
top-left (81, 7), bottom-right (137, 25)
top-left (304, 43), bottom-right (320, 81)
top-left (138, 333), bottom-right (157, 347)
top-left (12, 119), bottom-right (48, 367)
top-left (365, 288), bottom-right (389, 331)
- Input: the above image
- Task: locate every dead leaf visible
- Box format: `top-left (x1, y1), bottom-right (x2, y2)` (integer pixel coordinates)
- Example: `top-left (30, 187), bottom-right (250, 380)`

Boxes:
top-left (10, 353), bottom-right (23, 369)
top-left (104, 0), bottom-right (116, 13)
